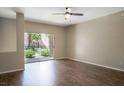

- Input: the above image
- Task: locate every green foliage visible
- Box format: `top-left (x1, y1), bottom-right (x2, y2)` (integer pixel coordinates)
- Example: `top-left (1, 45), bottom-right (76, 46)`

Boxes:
top-left (41, 48), bottom-right (50, 57)
top-left (25, 49), bottom-right (35, 58)
top-left (31, 47), bottom-right (38, 52)
top-left (31, 33), bottom-right (41, 41)
top-left (25, 48), bottom-right (51, 58)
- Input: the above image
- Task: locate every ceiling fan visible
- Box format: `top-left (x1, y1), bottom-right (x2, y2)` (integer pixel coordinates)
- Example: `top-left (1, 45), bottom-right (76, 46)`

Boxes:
top-left (52, 7), bottom-right (84, 20)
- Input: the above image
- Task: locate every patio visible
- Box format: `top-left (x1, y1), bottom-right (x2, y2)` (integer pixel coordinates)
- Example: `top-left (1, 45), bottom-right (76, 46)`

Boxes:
top-left (25, 56), bottom-right (54, 63)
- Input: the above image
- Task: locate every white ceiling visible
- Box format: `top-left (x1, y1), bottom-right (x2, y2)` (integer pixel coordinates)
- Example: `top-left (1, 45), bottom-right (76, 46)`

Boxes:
top-left (0, 7), bottom-right (124, 26)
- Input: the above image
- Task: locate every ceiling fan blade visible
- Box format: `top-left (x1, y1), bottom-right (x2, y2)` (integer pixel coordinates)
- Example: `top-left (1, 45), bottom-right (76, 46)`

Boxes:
top-left (70, 13), bottom-right (83, 16)
top-left (52, 13), bottom-right (65, 15)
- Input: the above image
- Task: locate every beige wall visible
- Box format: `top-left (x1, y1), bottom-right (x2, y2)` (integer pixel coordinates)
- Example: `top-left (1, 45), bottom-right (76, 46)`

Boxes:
top-left (25, 21), bottom-right (66, 58)
top-left (0, 18), bottom-right (16, 52)
top-left (0, 19), bottom-right (1, 50)
top-left (0, 18), bottom-right (18, 73)
top-left (0, 52), bottom-right (18, 72)
top-left (66, 11), bottom-right (124, 70)
top-left (0, 13), bottom-right (24, 73)
top-left (16, 13), bottom-right (25, 70)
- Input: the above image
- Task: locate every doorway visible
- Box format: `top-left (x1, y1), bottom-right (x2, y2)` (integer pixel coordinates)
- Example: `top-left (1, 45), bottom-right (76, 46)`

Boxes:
top-left (24, 32), bottom-right (54, 63)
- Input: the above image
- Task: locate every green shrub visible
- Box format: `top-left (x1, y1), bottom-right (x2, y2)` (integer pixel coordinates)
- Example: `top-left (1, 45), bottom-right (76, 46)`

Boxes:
top-left (41, 48), bottom-right (50, 57)
top-left (25, 49), bottom-right (35, 58)
top-left (31, 47), bottom-right (38, 52)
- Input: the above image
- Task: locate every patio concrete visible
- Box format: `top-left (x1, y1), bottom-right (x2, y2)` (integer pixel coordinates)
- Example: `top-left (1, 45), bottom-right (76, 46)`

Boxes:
top-left (25, 56), bottom-right (54, 63)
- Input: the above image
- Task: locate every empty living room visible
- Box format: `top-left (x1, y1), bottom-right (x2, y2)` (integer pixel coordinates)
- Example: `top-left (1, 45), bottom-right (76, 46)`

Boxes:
top-left (0, 3), bottom-right (124, 91)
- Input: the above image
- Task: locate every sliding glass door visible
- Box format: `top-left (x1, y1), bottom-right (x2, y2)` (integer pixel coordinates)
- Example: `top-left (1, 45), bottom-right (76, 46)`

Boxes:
top-left (24, 32), bottom-right (54, 63)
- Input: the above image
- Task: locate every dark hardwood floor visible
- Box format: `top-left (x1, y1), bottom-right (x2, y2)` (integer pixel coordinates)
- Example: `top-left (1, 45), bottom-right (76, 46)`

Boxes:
top-left (0, 59), bottom-right (124, 86)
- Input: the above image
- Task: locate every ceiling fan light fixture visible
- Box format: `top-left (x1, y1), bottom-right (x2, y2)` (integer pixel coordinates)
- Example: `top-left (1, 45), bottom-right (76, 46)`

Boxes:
top-left (65, 13), bottom-right (71, 19)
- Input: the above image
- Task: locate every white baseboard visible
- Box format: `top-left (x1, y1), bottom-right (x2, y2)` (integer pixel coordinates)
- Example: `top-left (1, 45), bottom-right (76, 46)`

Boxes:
top-left (0, 68), bottom-right (24, 74)
top-left (66, 57), bottom-right (124, 72)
